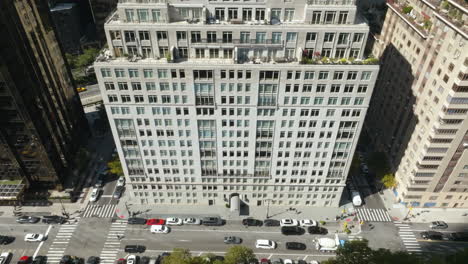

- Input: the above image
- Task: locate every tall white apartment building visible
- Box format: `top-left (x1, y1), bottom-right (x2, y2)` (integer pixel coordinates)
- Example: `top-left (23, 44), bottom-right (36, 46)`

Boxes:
top-left (94, 0), bottom-right (379, 207)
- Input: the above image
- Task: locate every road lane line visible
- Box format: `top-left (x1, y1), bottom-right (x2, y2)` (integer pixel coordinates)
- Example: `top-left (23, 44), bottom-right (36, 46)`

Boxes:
top-left (33, 225), bottom-right (53, 258)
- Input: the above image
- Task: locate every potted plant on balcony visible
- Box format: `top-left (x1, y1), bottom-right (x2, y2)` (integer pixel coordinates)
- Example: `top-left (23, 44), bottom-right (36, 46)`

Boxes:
top-left (165, 52), bottom-right (172, 62)
top-left (402, 5), bottom-right (413, 15)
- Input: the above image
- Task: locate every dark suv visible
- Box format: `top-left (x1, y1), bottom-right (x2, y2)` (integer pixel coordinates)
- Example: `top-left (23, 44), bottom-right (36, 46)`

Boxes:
top-left (281, 226), bottom-right (305, 235)
top-left (202, 217), bottom-right (223, 226)
top-left (124, 245), bottom-right (146, 253)
top-left (42, 215), bottom-right (67, 224)
top-left (242, 218), bottom-right (263, 226)
top-left (127, 218), bottom-right (147, 225)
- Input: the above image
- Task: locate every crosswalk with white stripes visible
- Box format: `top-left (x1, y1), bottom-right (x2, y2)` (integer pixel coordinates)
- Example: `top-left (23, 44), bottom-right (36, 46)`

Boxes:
top-left (100, 219), bottom-right (128, 264)
top-left (356, 208), bottom-right (392, 222)
top-left (46, 221), bottom-right (80, 263)
top-left (394, 221), bottom-right (422, 254)
top-left (82, 203), bottom-right (117, 218)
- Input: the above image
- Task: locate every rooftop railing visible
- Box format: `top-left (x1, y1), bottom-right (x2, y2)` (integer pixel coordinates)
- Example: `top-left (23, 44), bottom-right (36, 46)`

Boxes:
top-left (118, 0), bottom-right (168, 4)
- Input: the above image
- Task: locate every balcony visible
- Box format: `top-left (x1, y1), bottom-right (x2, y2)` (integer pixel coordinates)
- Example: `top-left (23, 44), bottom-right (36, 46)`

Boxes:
top-left (307, 0), bottom-right (356, 5)
top-left (386, 0), bottom-right (430, 38)
top-left (190, 39), bottom-right (285, 47)
top-left (300, 51), bottom-right (379, 65)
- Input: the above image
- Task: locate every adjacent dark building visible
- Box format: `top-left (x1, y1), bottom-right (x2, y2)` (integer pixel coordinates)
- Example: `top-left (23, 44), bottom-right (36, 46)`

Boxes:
top-left (50, 2), bottom-right (83, 54)
top-left (89, 0), bottom-right (118, 45)
top-left (0, 0), bottom-right (89, 204)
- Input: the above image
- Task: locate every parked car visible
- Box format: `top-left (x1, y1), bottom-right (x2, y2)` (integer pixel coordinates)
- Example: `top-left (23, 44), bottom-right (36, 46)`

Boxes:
top-left (16, 216), bottom-right (40, 224)
top-left (255, 239), bottom-right (276, 249)
top-left (116, 259), bottom-right (126, 264)
top-left (150, 225), bottom-right (170, 234)
top-left (259, 259), bottom-right (270, 264)
top-left (280, 219), bottom-right (298, 227)
top-left (24, 233), bottom-right (45, 242)
top-left (117, 176), bottom-right (125, 187)
top-left (285, 242), bottom-right (306, 250)
top-left (223, 236), bottom-right (242, 244)
top-left (242, 218), bottom-right (263, 226)
top-left (17, 256), bottom-right (31, 264)
top-left (283, 259), bottom-right (294, 264)
top-left (128, 218), bottom-right (147, 225)
top-left (421, 231), bottom-right (445, 240)
top-left (126, 256), bottom-right (136, 264)
top-left (429, 221), bottom-right (448, 229)
top-left (60, 256), bottom-right (72, 264)
top-left (139, 257), bottom-right (150, 264)
top-left (263, 219), bottom-right (280, 227)
top-left (0, 235), bottom-right (14, 245)
top-left (0, 252), bottom-right (12, 264)
top-left (166, 217), bottom-right (183, 225)
top-left (281, 226), bottom-right (305, 235)
top-left (113, 186), bottom-right (124, 199)
top-left (447, 232), bottom-right (468, 241)
top-left (89, 188), bottom-right (101, 202)
top-left (32, 256), bottom-right (47, 264)
top-left (310, 261), bottom-right (320, 264)
top-left (146, 219), bottom-right (165, 225)
top-left (124, 245), bottom-right (146, 253)
top-left (183, 218), bottom-right (201, 225)
top-left (202, 216), bottom-right (223, 226)
top-left (299, 219), bottom-right (317, 227)
top-left (42, 215), bottom-right (66, 224)
top-left (86, 257), bottom-right (99, 264)
top-left (308, 226), bottom-right (328, 235)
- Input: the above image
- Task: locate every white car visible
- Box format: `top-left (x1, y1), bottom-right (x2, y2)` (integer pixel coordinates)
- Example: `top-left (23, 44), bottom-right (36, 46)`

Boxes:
top-left (280, 218), bottom-right (298, 227)
top-left (117, 176), bottom-right (125, 187)
top-left (150, 225), bottom-right (170, 234)
top-left (166, 217), bottom-right (183, 225)
top-left (283, 260), bottom-right (294, 264)
top-left (126, 255), bottom-right (137, 264)
top-left (89, 188), bottom-right (100, 202)
top-left (183, 217), bottom-right (201, 225)
top-left (300, 219), bottom-right (318, 227)
top-left (255, 239), bottom-right (276, 249)
top-left (310, 261), bottom-right (320, 264)
top-left (0, 252), bottom-right (12, 264)
top-left (24, 233), bottom-right (45, 242)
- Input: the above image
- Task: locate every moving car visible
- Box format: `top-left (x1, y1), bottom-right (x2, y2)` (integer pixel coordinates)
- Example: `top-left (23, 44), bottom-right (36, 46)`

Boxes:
top-left (128, 218), bottom-right (147, 225)
top-left (299, 219), bottom-right (317, 227)
top-left (16, 216), bottom-right (40, 224)
top-left (0, 252), bottom-right (12, 264)
top-left (113, 186), bottom-right (124, 199)
top-left (280, 219), bottom-right (298, 227)
top-left (94, 178), bottom-right (104, 188)
top-left (183, 218), bottom-right (201, 225)
top-left (281, 226), bottom-right (305, 235)
top-left (76, 87), bottom-right (87, 93)
top-left (263, 219), bottom-right (280, 227)
top-left (421, 231), bottom-right (445, 240)
top-left (447, 232), bottom-right (468, 242)
top-left (285, 242), bottom-right (306, 250)
top-left (202, 216), bottom-right (223, 226)
top-left (42, 215), bottom-right (66, 224)
top-left (255, 239), bottom-right (276, 249)
top-left (86, 257), bottom-right (99, 264)
top-left (146, 219), bottom-right (165, 225)
top-left (242, 218), bottom-right (263, 226)
top-left (223, 236), bottom-right (242, 244)
top-left (17, 256), bottom-right (31, 264)
top-left (124, 245), bottom-right (146, 253)
top-left (308, 226), bottom-right (328, 235)
top-left (166, 217), bottom-right (183, 225)
top-left (0, 235), bottom-right (14, 245)
top-left (150, 225), bottom-right (170, 234)
top-left (126, 256), bottom-right (136, 264)
top-left (32, 256), bottom-right (47, 264)
top-left (24, 233), bottom-right (45, 242)
top-left (89, 188), bottom-right (101, 202)
top-left (429, 221), bottom-right (448, 229)
top-left (117, 176), bottom-right (125, 187)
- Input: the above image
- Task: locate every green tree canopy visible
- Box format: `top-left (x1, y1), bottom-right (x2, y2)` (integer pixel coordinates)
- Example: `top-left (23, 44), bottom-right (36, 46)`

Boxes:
top-left (224, 246), bottom-right (256, 264)
top-left (75, 48), bottom-right (100, 69)
top-left (381, 173), bottom-right (397, 189)
top-left (162, 248), bottom-right (192, 264)
top-left (107, 156), bottom-right (123, 176)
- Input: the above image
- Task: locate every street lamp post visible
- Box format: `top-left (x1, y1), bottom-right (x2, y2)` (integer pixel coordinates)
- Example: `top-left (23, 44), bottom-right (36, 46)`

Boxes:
top-left (266, 199), bottom-right (271, 219)
top-left (125, 202), bottom-right (132, 218)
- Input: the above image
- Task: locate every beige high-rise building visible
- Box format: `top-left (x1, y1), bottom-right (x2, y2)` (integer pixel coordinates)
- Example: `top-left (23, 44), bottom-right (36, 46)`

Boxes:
top-left (367, 0), bottom-right (467, 208)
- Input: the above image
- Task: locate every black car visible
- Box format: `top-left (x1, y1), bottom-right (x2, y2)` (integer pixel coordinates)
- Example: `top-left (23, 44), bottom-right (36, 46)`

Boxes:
top-left (32, 256), bottom-right (47, 264)
top-left (281, 226), bottom-right (305, 235)
top-left (127, 218), bottom-right (147, 225)
top-left (202, 217), bottom-right (223, 226)
top-left (0, 235), bottom-right (15, 245)
top-left (285, 242), bottom-right (307, 250)
top-left (421, 231), bottom-right (445, 240)
top-left (242, 218), bottom-right (263, 226)
top-left (140, 257), bottom-right (150, 264)
top-left (86, 257), bottom-right (99, 264)
top-left (71, 257), bottom-right (84, 264)
top-left (223, 236), bottom-right (242, 244)
top-left (263, 219), bottom-right (280, 227)
top-left (447, 232), bottom-right (468, 242)
top-left (42, 215), bottom-right (67, 224)
top-left (113, 186), bottom-right (125, 199)
top-left (60, 255), bottom-right (72, 264)
top-left (125, 245), bottom-right (146, 253)
top-left (16, 216), bottom-right (40, 224)
top-left (308, 226), bottom-right (328, 235)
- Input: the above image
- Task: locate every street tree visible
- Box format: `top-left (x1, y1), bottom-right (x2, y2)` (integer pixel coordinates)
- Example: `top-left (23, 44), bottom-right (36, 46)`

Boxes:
top-left (334, 239), bottom-right (373, 264)
top-left (381, 173), bottom-right (397, 189)
top-left (107, 157), bottom-right (123, 176)
top-left (224, 245), bottom-right (256, 264)
top-left (162, 248), bottom-right (192, 264)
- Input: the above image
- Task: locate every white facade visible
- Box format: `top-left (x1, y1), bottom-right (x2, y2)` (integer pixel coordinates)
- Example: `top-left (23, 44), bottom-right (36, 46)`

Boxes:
top-left (95, 0), bottom-right (379, 207)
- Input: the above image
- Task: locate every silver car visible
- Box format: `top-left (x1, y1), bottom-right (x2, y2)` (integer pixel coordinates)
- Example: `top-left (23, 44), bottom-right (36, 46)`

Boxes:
top-left (183, 217), bottom-right (201, 225)
top-left (429, 221), bottom-right (448, 229)
top-left (223, 236), bottom-right (242, 244)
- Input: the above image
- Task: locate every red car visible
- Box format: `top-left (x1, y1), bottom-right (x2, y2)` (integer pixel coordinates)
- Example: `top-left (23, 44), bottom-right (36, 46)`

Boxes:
top-left (18, 256), bottom-right (31, 264)
top-left (260, 259), bottom-right (270, 264)
top-left (146, 218), bottom-right (165, 225)
top-left (116, 259), bottom-right (126, 264)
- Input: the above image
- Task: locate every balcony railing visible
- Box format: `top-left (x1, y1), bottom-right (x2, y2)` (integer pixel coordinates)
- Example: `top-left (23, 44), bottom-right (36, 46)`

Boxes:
top-left (190, 39), bottom-right (285, 46)
top-left (307, 0), bottom-right (356, 5)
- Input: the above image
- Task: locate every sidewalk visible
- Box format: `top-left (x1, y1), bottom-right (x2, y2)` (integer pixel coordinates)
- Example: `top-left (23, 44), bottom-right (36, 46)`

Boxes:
top-left (379, 188), bottom-right (468, 223)
top-left (0, 202), bottom-right (86, 218)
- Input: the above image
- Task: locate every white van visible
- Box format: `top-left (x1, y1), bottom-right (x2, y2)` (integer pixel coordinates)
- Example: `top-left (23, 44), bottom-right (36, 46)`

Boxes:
top-left (352, 191), bottom-right (362, 207)
top-left (255, 239), bottom-right (276, 249)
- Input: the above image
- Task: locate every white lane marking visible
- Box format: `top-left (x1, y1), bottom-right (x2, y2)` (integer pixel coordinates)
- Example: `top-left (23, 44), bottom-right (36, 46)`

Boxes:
top-left (178, 240), bottom-right (191, 242)
top-left (33, 225), bottom-right (53, 258)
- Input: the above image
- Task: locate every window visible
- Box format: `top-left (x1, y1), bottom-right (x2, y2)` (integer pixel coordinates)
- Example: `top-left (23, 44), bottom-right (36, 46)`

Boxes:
top-left (222, 32), bottom-right (232, 43)
top-left (311, 11), bottom-right (321, 24)
top-left (243, 8), bottom-right (253, 21)
top-left (121, 95), bottom-right (131, 103)
top-left (135, 95), bottom-right (144, 103)
top-left (215, 8), bottom-right (225, 20)
top-left (108, 95), bottom-right (118, 102)
top-left (138, 31), bottom-right (150, 41)
top-left (318, 71), bottom-right (329, 80)
top-left (132, 82), bottom-right (142, 91)
top-left (178, 47), bottom-right (188, 58)
top-left (142, 47), bottom-right (152, 58)
top-left (124, 31), bottom-right (136, 42)
top-left (304, 71), bottom-right (314, 79)
top-left (193, 70), bottom-right (213, 80)
top-left (353, 33), bottom-right (364, 42)
top-left (330, 84), bottom-right (340, 92)
top-left (284, 8), bottom-right (294, 21)
top-left (137, 9), bottom-right (149, 22)
top-left (228, 8), bottom-right (238, 19)
top-left (176, 31), bottom-right (187, 40)
top-left (104, 82), bottom-right (115, 90)
top-left (115, 69), bottom-right (125, 78)
top-left (223, 49), bottom-right (233, 58)
top-left (209, 49), bottom-right (219, 58)
top-left (158, 69), bottom-right (168, 78)
top-left (143, 69), bottom-right (153, 78)
top-left (357, 85), bottom-right (368, 93)
top-left (333, 71), bottom-right (343, 80)
top-left (256, 32), bottom-right (266, 44)
top-left (324, 33), bottom-right (335, 42)
top-left (306, 32), bottom-right (317, 42)
top-left (354, 97), bottom-right (364, 105)
top-left (341, 97), bottom-right (351, 105)
top-left (207, 31), bottom-right (217, 43)
top-left (271, 8), bottom-right (281, 20)
top-left (240, 32), bottom-right (250, 43)
top-left (338, 11), bottom-right (348, 24)
top-left (347, 71), bottom-right (358, 80)
top-left (129, 69), bottom-right (139, 78)
top-left (337, 33), bottom-right (349, 45)
top-left (324, 11), bottom-right (336, 24)
top-left (125, 9), bottom-right (135, 22)
top-left (259, 71), bottom-right (279, 80)
top-left (110, 31), bottom-right (121, 40)
top-left (152, 9), bottom-right (161, 22)
top-left (191, 31), bottom-right (201, 43)
top-left (335, 48), bottom-right (346, 58)
top-left (286, 32), bottom-right (297, 43)
top-left (118, 82), bottom-right (128, 90)
top-left (272, 32), bottom-right (282, 44)
top-left (350, 48), bottom-right (359, 58)
top-left (361, 71), bottom-right (372, 80)
top-left (285, 48), bottom-right (295, 59)
top-left (195, 48), bottom-right (204, 58)
top-left (101, 68), bottom-right (111, 78)
top-left (146, 82), bottom-right (156, 91)
top-left (344, 84), bottom-right (354, 93)
top-left (314, 97), bottom-right (323, 105)
top-left (255, 8), bottom-right (265, 20)
top-left (156, 31), bottom-right (167, 40)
